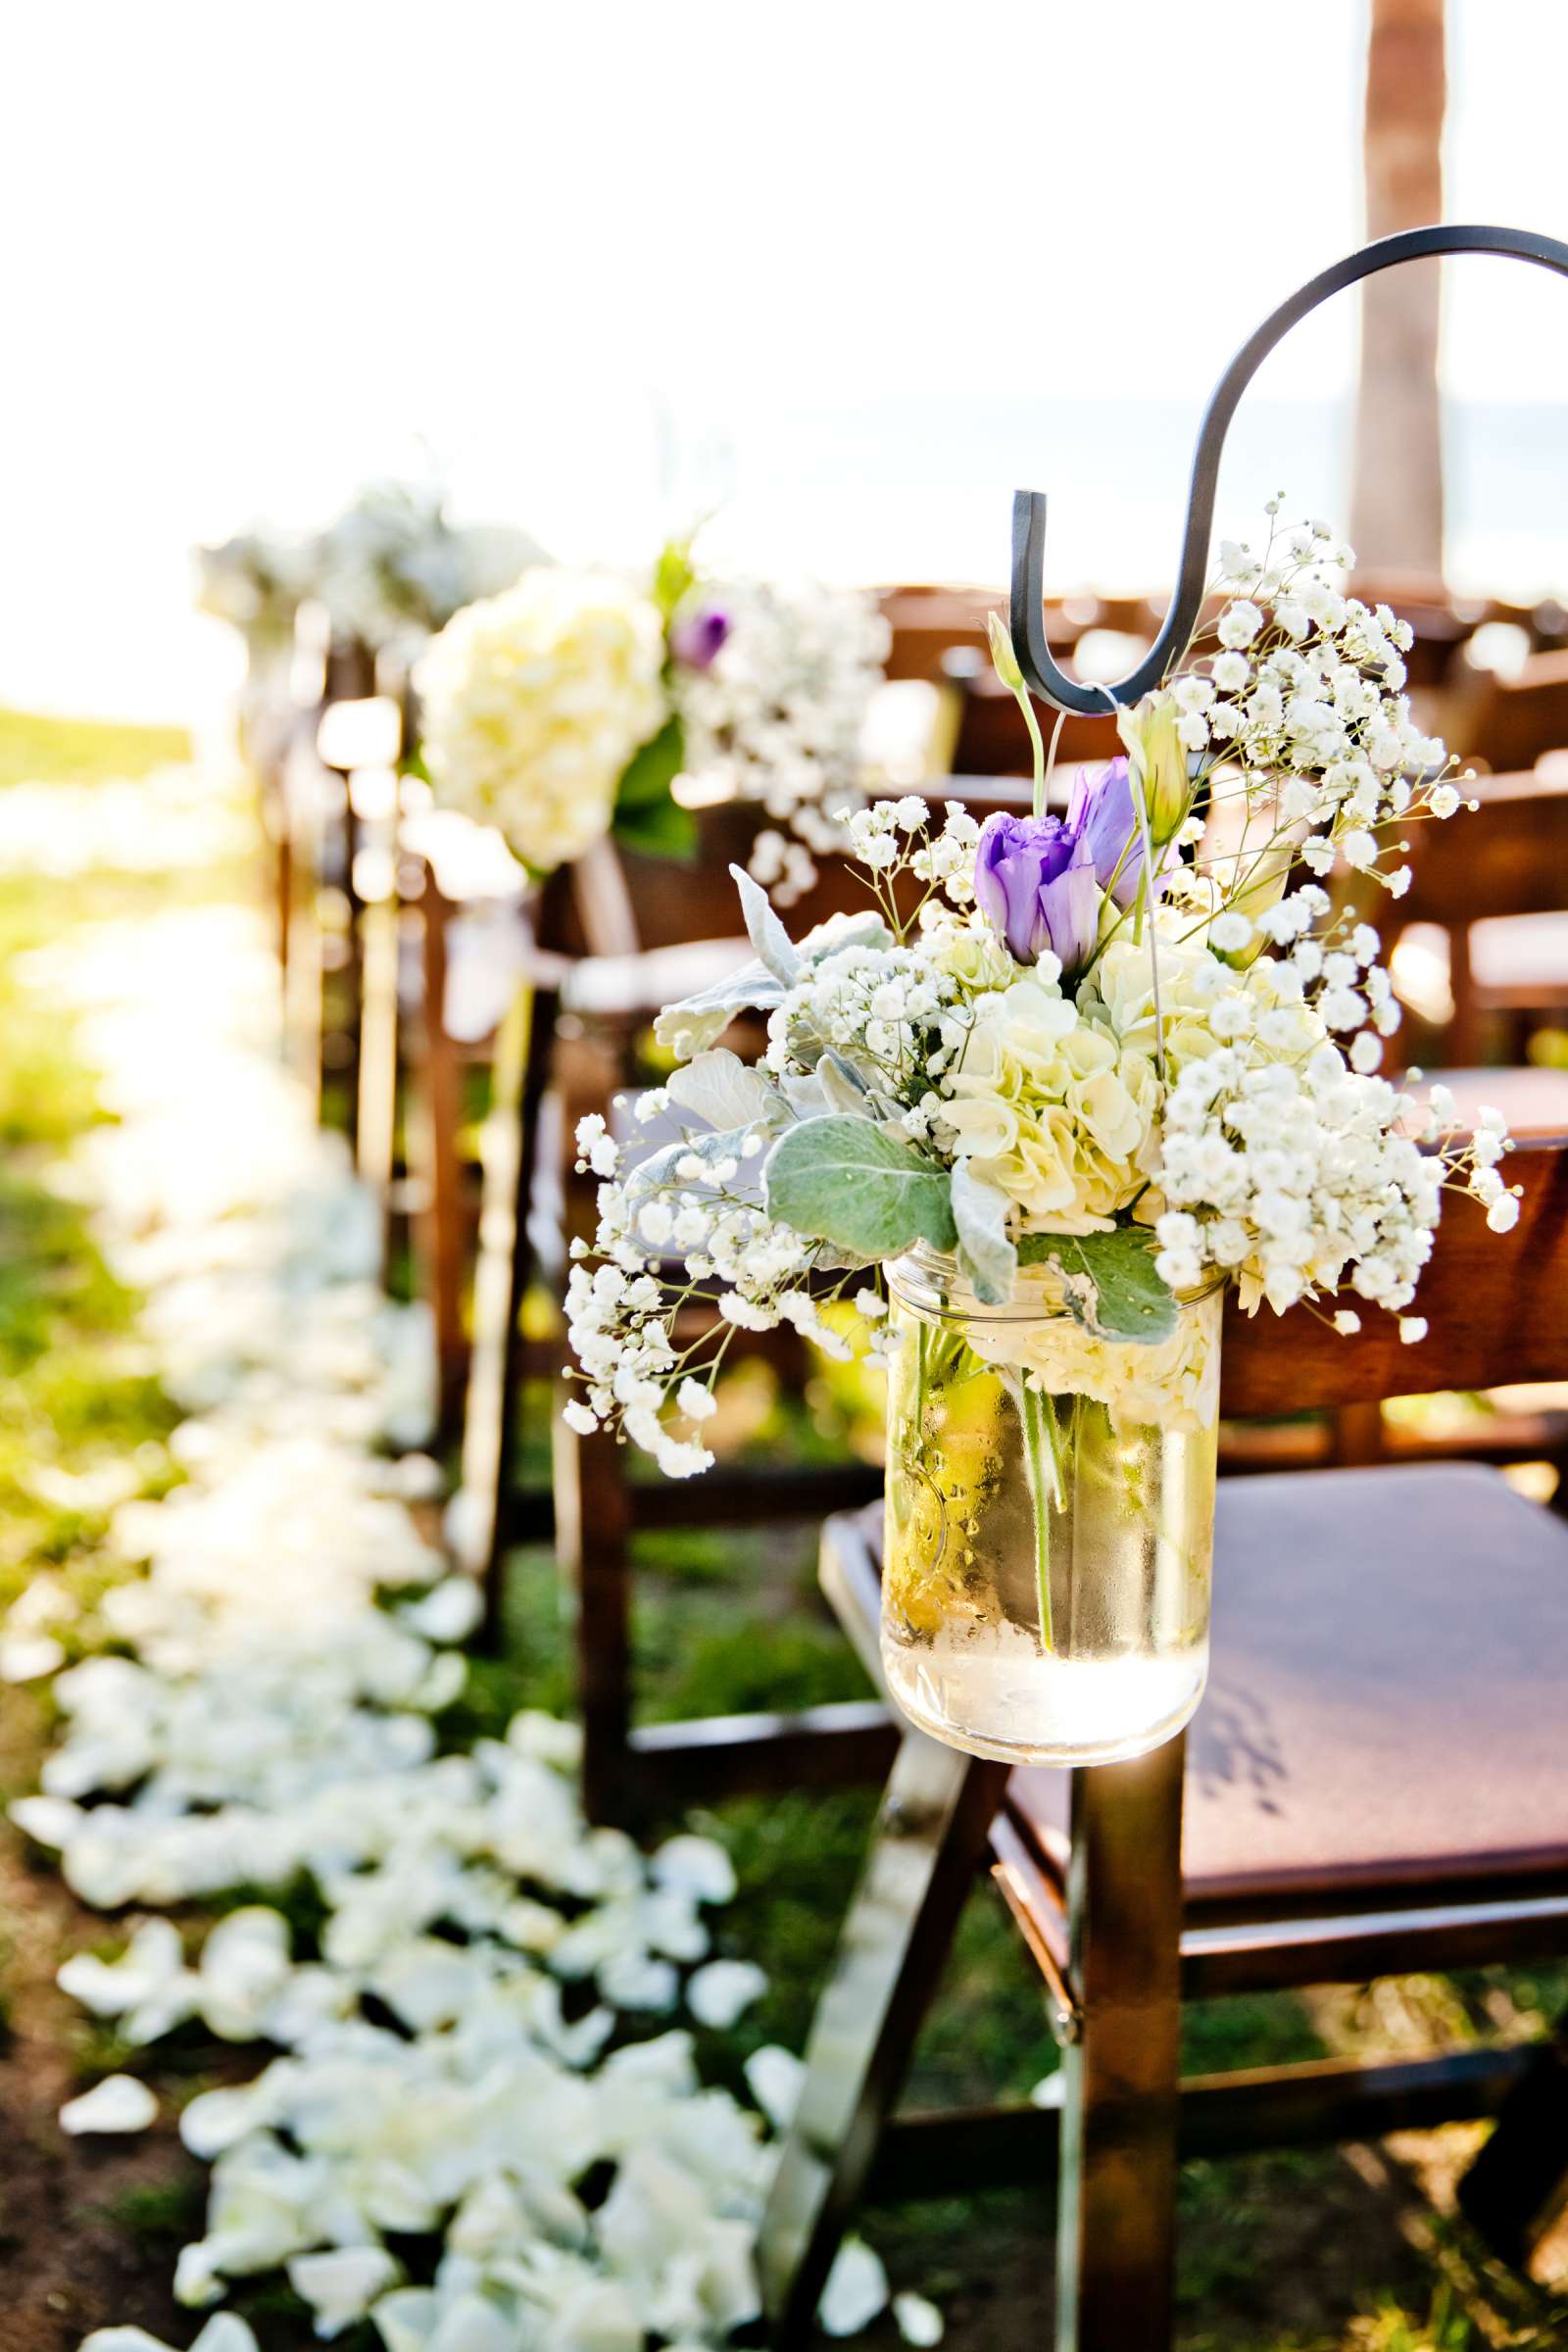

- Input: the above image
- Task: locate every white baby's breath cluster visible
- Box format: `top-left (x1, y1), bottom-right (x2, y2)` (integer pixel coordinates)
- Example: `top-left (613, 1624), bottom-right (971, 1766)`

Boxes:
top-left (7, 792), bottom-right (915, 2351)
top-left (1166, 510), bottom-right (1467, 909)
top-left (417, 570), bottom-right (667, 874)
top-left (675, 577), bottom-right (891, 903)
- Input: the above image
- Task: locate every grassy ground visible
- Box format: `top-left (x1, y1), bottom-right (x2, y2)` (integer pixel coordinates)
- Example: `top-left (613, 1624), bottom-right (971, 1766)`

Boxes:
top-left (0, 706), bottom-right (1566, 2350)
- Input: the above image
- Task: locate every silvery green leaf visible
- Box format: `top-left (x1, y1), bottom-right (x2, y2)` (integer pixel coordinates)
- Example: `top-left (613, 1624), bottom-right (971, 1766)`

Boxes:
top-left (1016, 1226), bottom-right (1179, 1344)
top-left (951, 1161), bottom-right (1016, 1305)
top-left (778, 1069), bottom-right (831, 1120)
top-left (666, 1050), bottom-right (786, 1136)
top-left (819, 1052), bottom-right (873, 1116)
top-left (623, 1125), bottom-right (758, 1204)
top-left (764, 1116), bottom-right (957, 1258)
top-left (729, 863), bottom-right (801, 986)
top-left (653, 959), bottom-right (784, 1056)
top-left (799, 910), bottom-right (895, 964)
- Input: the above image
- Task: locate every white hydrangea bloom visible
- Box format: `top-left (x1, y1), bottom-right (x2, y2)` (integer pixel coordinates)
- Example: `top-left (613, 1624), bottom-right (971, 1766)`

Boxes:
top-left (417, 570), bottom-right (666, 872)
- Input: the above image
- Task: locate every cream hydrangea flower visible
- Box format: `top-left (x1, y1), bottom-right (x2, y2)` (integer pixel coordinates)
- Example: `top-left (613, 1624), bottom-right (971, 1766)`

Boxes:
top-left (967, 1265), bottom-right (1222, 1435)
top-left (939, 977), bottom-right (1160, 1235)
top-left (416, 571), bottom-right (666, 873)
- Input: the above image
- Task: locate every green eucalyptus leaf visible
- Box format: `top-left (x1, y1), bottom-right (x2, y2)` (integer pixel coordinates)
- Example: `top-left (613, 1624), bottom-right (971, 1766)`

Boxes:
top-left (951, 1160), bottom-right (1016, 1306)
top-left (764, 1116), bottom-right (957, 1259)
top-left (1016, 1226), bottom-right (1179, 1345)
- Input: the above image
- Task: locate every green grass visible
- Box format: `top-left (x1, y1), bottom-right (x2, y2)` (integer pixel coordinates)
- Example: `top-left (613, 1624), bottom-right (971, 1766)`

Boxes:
top-left (0, 703), bottom-right (188, 789)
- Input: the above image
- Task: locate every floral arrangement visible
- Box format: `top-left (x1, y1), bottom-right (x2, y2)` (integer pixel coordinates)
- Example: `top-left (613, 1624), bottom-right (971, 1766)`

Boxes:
top-left (193, 529), bottom-right (312, 648)
top-left (195, 486), bottom-right (545, 663)
top-left (565, 513), bottom-right (1518, 1473)
top-left (670, 576), bottom-right (892, 903)
top-left (417, 549), bottom-right (890, 893)
top-left (310, 480), bottom-right (545, 656)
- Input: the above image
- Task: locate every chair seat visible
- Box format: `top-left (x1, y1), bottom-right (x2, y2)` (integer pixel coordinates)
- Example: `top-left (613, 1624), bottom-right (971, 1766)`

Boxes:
top-left (1003, 1464), bottom-right (1568, 1916)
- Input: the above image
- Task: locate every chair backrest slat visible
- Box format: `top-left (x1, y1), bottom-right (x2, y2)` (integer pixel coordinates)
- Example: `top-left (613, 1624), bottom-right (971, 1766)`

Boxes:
top-left (1219, 1141), bottom-right (1568, 1415)
top-left (1398, 768), bottom-right (1568, 927)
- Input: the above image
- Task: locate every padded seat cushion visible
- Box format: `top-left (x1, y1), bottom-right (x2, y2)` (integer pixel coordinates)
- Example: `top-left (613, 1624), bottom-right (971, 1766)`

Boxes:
top-left (1004, 1463), bottom-right (1568, 1912)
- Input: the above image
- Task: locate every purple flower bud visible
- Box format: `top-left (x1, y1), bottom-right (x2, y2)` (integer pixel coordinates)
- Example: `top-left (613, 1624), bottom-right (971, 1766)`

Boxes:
top-left (1066, 757), bottom-right (1172, 911)
top-left (670, 607), bottom-right (731, 671)
top-left (973, 811), bottom-right (1100, 974)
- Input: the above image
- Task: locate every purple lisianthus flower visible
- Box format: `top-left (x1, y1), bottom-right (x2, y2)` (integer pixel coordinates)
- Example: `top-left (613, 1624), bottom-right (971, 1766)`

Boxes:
top-left (1067, 757), bottom-right (1169, 911)
top-left (973, 810), bottom-right (1100, 974)
top-left (669, 606), bottom-right (731, 671)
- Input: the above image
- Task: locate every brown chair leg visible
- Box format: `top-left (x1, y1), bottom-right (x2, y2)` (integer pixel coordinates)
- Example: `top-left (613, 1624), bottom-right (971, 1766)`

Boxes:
top-left (1056, 1736), bottom-right (1186, 2352)
top-left (412, 867), bottom-right (469, 1446)
top-left (759, 1732), bottom-right (1009, 2348)
top-left (554, 1411), bottom-right (633, 1825)
top-left (1456, 2010), bottom-right (1568, 2273)
top-left (454, 982), bottom-right (555, 1635)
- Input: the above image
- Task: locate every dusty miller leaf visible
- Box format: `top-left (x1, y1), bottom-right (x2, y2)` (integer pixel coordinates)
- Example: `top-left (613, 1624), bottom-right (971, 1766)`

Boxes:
top-left (763, 1117), bottom-right (957, 1259)
top-left (728, 863), bottom-right (801, 986)
top-left (951, 1161), bottom-right (1016, 1306)
top-left (653, 960), bottom-right (784, 1057)
top-left (666, 1050), bottom-right (786, 1136)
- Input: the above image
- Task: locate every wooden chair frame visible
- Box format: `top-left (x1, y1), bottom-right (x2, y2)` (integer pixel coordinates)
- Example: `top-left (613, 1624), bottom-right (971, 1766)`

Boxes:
top-left (759, 1143), bottom-right (1568, 2349)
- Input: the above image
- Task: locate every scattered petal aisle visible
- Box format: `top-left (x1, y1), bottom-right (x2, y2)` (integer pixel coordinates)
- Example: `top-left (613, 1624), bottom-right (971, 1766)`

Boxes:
top-left (2, 775), bottom-right (937, 2352)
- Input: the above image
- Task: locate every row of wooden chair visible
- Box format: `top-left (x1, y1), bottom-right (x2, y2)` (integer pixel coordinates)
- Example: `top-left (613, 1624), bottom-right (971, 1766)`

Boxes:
top-left (250, 587), bottom-right (1568, 2343)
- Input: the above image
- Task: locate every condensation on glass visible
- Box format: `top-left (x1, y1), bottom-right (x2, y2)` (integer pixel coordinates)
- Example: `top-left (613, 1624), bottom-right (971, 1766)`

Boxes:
top-left (882, 1247), bottom-right (1221, 1767)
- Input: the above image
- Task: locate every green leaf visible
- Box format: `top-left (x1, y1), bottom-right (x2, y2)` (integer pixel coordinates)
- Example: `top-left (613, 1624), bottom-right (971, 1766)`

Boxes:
top-left (951, 1161), bottom-right (1016, 1305)
top-left (764, 1117), bottom-right (957, 1260)
top-left (615, 714), bottom-right (686, 813)
top-left (612, 792), bottom-right (698, 861)
top-left (1016, 1226), bottom-right (1178, 1345)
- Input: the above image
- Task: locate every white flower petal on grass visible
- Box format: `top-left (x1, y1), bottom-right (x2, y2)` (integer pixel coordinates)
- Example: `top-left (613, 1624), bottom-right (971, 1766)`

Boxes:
top-left (0, 1632), bottom-right (65, 1681)
top-left (288, 2247), bottom-right (402, 2338)
top-left (372, 2286), bottom-right (517, 2352)
top-left (818, 2235), bottom-right (891, 2336)
top-left (686, 1957), bottom-right (769, 2029)
top-left (59, 2074), bottom-right (158, 2134)
top-left (650, 1833), bottom-right (737, 1905)
top-left (398, 1579), bottom-right (483, 1644)
top-left (191, 2323), bottom-right (263, 2352)
top-left (895, 2289), bottom-right (947, 2344)
top-left (197, 1906), bottom-right (294, 2039)
top-left (745, 2043), bottom-right (805, 2129)
top-left (9, 1793), bottom-right (83, 1849)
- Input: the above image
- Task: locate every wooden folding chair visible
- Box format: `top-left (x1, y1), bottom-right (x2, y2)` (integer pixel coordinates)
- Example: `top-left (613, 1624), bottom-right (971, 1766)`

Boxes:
top-left (759, 1139), bottom-right (1568, 2350)
top-left (1389, 764), bottom-right (1568, 1067)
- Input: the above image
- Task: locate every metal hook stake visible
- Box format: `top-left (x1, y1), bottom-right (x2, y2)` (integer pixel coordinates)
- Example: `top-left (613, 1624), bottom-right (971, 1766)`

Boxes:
top-left (1009, 221), bottom-right (1568, 715)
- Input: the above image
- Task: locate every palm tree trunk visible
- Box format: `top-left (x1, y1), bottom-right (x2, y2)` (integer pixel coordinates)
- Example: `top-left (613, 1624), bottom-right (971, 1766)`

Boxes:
top-left (1349, 0), bottom-right (1447, 588)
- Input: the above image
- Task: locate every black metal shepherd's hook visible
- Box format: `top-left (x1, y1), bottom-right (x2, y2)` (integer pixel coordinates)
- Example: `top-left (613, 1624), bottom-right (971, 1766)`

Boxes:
top-left (1009, 221), bottom-right (1568, 715)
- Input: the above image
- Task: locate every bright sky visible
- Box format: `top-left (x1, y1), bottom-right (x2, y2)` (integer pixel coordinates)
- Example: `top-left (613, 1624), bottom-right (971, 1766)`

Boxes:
top-left (6, 0), bottom-right (1568, 721)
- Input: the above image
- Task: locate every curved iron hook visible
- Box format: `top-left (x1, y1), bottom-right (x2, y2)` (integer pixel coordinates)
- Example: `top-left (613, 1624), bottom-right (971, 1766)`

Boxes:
top-left (1009, 221), bottom-right (1568, 715)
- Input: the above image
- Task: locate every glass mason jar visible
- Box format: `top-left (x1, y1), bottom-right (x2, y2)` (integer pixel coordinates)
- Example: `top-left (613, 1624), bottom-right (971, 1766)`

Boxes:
top-left (882, 1246), bottom-right (1221, 1767)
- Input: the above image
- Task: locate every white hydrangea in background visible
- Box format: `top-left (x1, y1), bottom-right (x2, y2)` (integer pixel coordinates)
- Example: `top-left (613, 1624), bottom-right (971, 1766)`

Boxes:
top-left (417, 569), bottom-right (668, 873)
